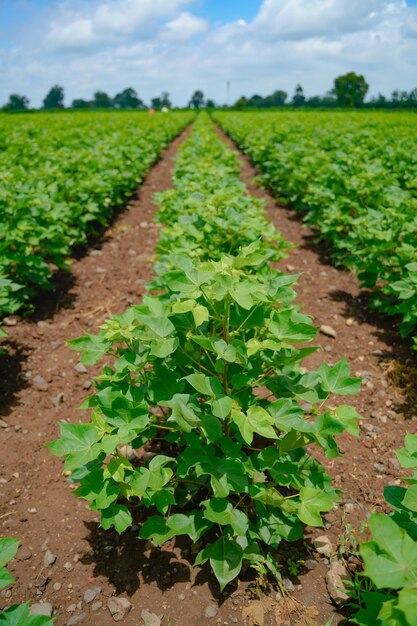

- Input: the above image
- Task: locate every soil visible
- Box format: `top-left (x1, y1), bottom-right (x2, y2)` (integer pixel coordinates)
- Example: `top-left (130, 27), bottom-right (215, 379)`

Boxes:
top-left (1, 121), bottom-right (415, 626)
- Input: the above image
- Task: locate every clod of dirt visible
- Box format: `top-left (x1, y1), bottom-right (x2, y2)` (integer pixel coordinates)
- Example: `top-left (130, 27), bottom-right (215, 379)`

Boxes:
top-left (325, 561), bottom-right (350, 605)
top-left (108, 596), bottom-right (132, 622)
top-left (141, 609), bottom-right (163, 626)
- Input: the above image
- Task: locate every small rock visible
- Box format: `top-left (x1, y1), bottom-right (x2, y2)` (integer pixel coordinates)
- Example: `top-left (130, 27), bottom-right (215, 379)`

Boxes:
top-left (64, 561), bottom-right (74, 572)
top-left (17, 546), bottom-right (32, 561)
top-left (91, 602), bottom-right (102, 612)
top-left (84, 586), bottom-right (101, 604)
top-left (95, 267), bottom-right (106, 274)
top-left (345, 318), bottom-right (354, 326)
top-left (304, 558), bottom-right (318, 570)
top-left (28, 508), bottom-right (37, 514)
top-left (141, 609), bottom-right (163, 625)
top-left (67, 604), bottom-right (77, 613)
top-left (282, 578), bottom-right (295, 593)
top-left (389, 457), bottom-right (400, 470)
top-left (371, 349), bottom-right (383, 356)
top-left (74, 363), bottom-right (87, 374)
top-left (14, 424), bottom-right (22, 432)
top-left (320, 325), bottom-right (337, 338)
top-left (30, 602), bottom-right (53, 617)
top-left (41, 538), bottom-right (50, 551)
top-left (374, 462), bottom-right (386, 474)
top-left (37, 321), bottom-right (50, 329)
top-left (33, 375), bottom-right (48, 391)
top-left (51, 341), bottom-right (61, 350)
top-left (44, 550), bottom-right (57, 567)
top-left (3, 316), bottom-right (17, 326)
top-left (0, 418), bottom-right (9, 428)
top-left (286, 264), bottom-right (296, 272)
top-left (313, 535), bottom-right (334, 557)
top-left (178, 593), bottom-right (185, 600)
top-left (326, 561), bottom-right (350, 605)
top-left (205, 604), bottom-right (218, 618)
top-left (91, 249), bottom-right (102, 256)
top-left (50, 393), bottom-right (64, 408)
top-left (34, 576), bottom-right (49, 589)
top-left (66, 613), bottom-right (86, 626)
top-left (344, 503), bottom-right (355, 514)
top-left (53, 582), bottom-right (62, 591)
top-left (107, 597), bottom-right (132, 622)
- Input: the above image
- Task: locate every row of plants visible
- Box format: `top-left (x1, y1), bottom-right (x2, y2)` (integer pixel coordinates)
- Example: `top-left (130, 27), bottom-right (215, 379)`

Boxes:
top-left (0, 110), bottom-right (194, 330)
top-left (213, 111), bottom-right (417, 347)
top-left (48, 114), bottom-right (363, 593)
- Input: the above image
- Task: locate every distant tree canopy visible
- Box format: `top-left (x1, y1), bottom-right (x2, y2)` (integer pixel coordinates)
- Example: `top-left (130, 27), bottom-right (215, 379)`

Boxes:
top-left (189, 90), bottom-right (205, 109)
top-left (92, 91), bottom-right (113, 108)
top-left (292, 84), bottom-right (305, 107)
top-left (43, 85), bottom-right (65, 109)
top-left (71, 98), bottom-right (91, 109)
top-left (3, 94), bottom-right (30, 112)
top-left (151, 92), bottom-right (172, 110)
top-left (332, 72), bottom-right (369, 107)
top-left (114, 87), bottom-right (144, 109)
top-left (234, 89), bottom-right (287, 108)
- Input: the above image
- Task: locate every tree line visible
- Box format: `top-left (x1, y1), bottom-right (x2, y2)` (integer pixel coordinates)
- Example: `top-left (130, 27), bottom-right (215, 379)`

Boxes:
top-left (3, 73), bottom-right (417, 113)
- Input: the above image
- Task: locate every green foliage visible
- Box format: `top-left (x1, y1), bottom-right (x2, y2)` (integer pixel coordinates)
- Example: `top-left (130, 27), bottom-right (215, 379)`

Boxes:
top-left (0, 538), bottom-right (54, 625)
top-left (0, 110), bottom-right (194, 329)
top-left (214, 111), bottom-right (417, 345)
top-left (350, 434), bottom-right (417, 625)
top-left (48, 114), bottom-right (360, 590)
top-left (332, 72), bottom-right (369, 108)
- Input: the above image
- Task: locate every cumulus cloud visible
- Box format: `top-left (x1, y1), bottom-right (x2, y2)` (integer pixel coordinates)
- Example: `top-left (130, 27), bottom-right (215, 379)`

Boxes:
top-left (0, 0), bottom-right (416, 107)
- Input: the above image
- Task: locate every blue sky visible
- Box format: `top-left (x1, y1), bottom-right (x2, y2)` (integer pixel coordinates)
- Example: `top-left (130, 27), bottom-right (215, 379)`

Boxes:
top-left (1, 0), bottom-right (416, 107)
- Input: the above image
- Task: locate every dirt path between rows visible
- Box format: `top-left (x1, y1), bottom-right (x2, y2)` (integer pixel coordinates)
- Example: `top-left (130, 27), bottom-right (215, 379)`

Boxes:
top-left (1, 121), bottom-right (415, 626)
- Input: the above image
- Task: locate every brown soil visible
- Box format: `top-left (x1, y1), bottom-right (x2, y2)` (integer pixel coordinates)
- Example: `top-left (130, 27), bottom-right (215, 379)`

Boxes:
top-left (0, 122), bottom-right (415, 626)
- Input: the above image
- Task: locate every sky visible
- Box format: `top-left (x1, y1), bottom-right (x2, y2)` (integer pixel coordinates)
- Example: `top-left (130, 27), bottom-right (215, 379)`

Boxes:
top-left (0, 0), bottom-right (416, 107)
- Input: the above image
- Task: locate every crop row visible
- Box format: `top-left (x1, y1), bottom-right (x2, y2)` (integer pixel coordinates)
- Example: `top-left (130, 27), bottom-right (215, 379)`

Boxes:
top-left (49, 114), bottom-right (362, 592)
top-left (0, 111), bottom-right (194, 330)
top-left (213, 111), bottom-right (417, 346)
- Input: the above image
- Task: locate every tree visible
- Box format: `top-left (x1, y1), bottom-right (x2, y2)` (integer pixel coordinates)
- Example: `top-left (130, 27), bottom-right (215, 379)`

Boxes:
top-left (206, 98), bottom-right (216, 108)
top-left (3, 94), bottom-right (30, 112)
top-left (151, 96), bottom-right (162, 110)
top-left (188, 90), bottom-right (205, 109)
top-left (234, 96), bottom-right (248, 108)
top-left (113, 87), bottom-right (144, 109)
top-left (43, 85), bottom-right (65, 109)
top-left (292, 84), bottom-right (305, 107)
top-left (92, 91), bottom-right (113, 108)
top-left (160, 92), bottom-right (172, 109)
top-left (71, 98), bottom-right (91, 109)
top-left (264, 89), bottom-right (287, 107)
top-left (332, 72), bottom-right (369, 107)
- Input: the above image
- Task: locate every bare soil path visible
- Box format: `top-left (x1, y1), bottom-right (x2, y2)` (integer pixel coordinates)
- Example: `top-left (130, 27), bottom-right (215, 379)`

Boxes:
top-left (1, 121), bottom-right (415, 626)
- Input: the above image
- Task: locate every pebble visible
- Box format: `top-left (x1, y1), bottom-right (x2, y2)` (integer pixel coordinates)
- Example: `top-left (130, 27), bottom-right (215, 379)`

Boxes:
top-left (33, 375), bottom-right (48, 391)
top-left (37, 321), bottom-right (50, 329)
top-left (107, 597), bottom-right (132, 622)
top-left (3, 316), bottom-right (17, 326)
top-left (67, 604), bottom-right (77, 613)
top-left (178, 593), bottom-right (185, 600)
top-left (64, 561), bottom-right (74, 572)
top-left (41, 538), bottom-right (50, 551)
top-left (44, 550), bottom-right (57, 567)
top-left (0, 418), bottom-right (9, 428)
top-left (91, 249), bottom-right (102, 256)
top-left (51, 393), bottom-right (64, 407)
top-left (91, 602), bottom-right (102, 612)
top-left (53, 582), bottom-right (62, 591)
top-left (344, 503), bottom-right (355, 514)
top-left (83, 380), bottom-right (92, 390)
top-left (313, 535), bottom-right (333, 557)
top-left (74, 363), bottom-right (87, 374)
top-left (95, 267), bottom-right (106, 274)
top-left (30, 602), bottom-right (53, 617)
top-left (320, 325), bottom-right (337, 338)
top-left (374, 462), bottom-right (386, 474)
top-left (389, 457), bottom-right (400, 470)
top-left (34, 576), bottom-right (49, 589)
top-left (205, 604), bottom-right (218, 618)
top-left (326, 561), bottom-right (350, 605)
top-left (66, 613), bottom-right (86, 626)
top-left (141, 609), bottom-right (162, 626)
top-left (345, 318), bottom-right (354, 326)
top-left (282, 578), bottom-right (295, 592)
top-left (28, 508), bottom-right (38, 514)
top-left (371, 349), bottom-right (383, 356)
top-left (84, 586), bottom-right (101, 604)
top-left (304, 558), bottom-right (318, 570)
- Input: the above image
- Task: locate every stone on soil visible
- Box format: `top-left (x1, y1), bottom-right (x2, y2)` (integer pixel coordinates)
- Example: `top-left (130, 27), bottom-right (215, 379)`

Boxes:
top-left (107, 597), bottom-right (132, 622)
top-left (313, 535), bottom-right (334, 557)
top-left (326, 561), bottom-right (350, 605)
top-left (83, 586), bottom-right (101, 604)
top-left (17, 546), bottom-right (32, 561)
top-left (141, 609), bottom-right (163, 625)
top-left (205, 604), bottom-right (218, 618)
top-left (66, 613), bottom-right (86, 626)
top-left (33, 375), bottom-right (48, 390)
top-left (44, 550), bottom-right (57, 567)
top-left (30, 602), bottom-right (53, 617)
top-left (320, 325), bottom-right (337, 338)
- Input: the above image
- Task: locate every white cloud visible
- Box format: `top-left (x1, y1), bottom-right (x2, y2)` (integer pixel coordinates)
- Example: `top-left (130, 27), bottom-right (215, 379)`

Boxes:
top-left (1, 0), bottom-right (416, 107)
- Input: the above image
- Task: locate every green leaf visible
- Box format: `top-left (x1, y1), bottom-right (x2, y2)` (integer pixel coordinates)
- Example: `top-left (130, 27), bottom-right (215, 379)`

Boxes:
top-left (318, 357), bottom-right (361, 395)
top-left (202, 499), bottom-right (249, 535)
top-left (397, 587), bottom-right (417, 623)
top-left (68, 334), bottom-right (111, 365)
top-left (0, 538), bottom-right (20, 568)
top-left (231, 406), bottom-right (277, 445)
top-left (140, 516), bottom-right (176, 546)
top-left (211, 396), bottom-right (233, 419)
top-left (184, 373), bottom-right (222, 397)
top-left (298, 487), bottom-right (335, 526)
top-left (207, 537), bottom-right (244, 590)
top-left (101, 504), bottom-right (132, 534)
top-left (47, 423), bottom-right (102, 471)
top-left (193, 305), bottom-right (210, 327)
top-left (333, 404), bottom-right (362, 435)
top-left (361, 513), bottom-right (417, 589)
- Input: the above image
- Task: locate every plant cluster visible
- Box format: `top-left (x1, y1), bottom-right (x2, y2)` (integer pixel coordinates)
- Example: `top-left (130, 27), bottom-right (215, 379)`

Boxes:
top-left (214, 111), bottom-right (417, 346)
top-left (0, 111), bottom-right (194, 328)
top-left (0, 537), bottom-right (53, 624)
top-left (349, 433), bottom-right (417, 625)
top-left (49, 114), bottom-right (361, 590)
